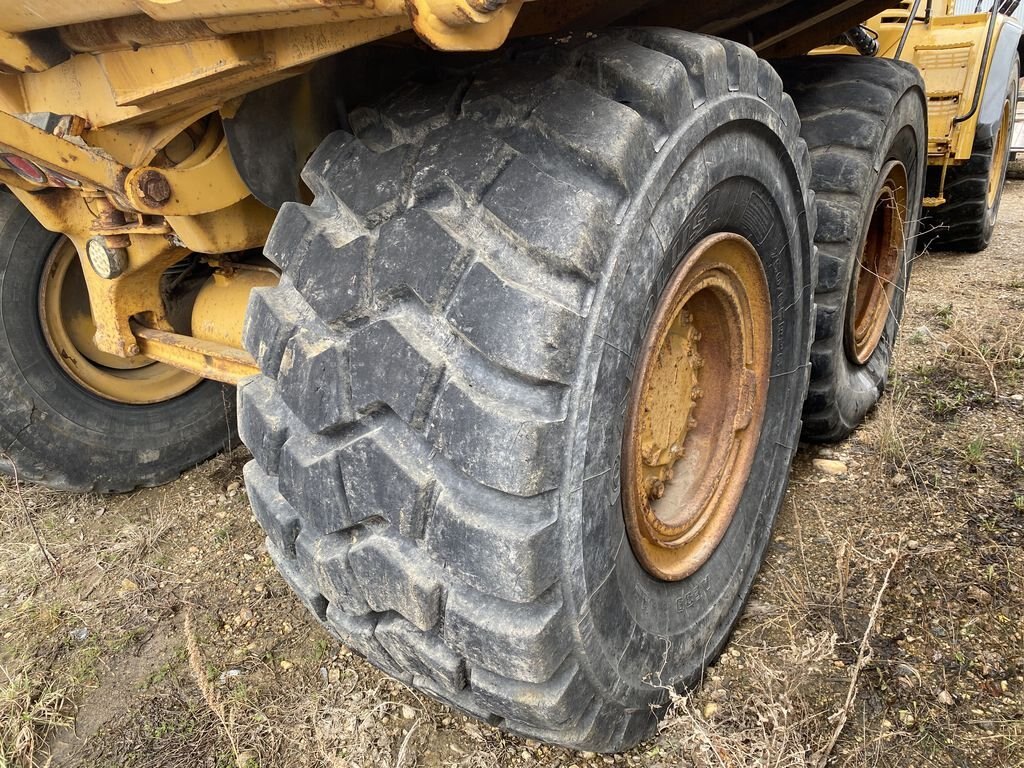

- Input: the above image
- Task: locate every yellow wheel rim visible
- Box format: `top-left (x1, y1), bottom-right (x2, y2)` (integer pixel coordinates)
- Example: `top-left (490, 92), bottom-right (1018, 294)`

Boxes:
top-left (846, 161), bottom-right (908, 366)
top-left (622, 233), bottom-right (772, 581)
top-left (38, 238), bottom-right (202, 404)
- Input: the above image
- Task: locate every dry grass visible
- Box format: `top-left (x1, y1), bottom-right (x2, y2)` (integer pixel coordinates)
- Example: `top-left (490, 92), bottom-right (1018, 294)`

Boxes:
top-left (657, 530), bottom-right (917, 768)
top-left (0, 668), bottom-right (73, 768)
top-left (660, 631), bottom-right (837, 767)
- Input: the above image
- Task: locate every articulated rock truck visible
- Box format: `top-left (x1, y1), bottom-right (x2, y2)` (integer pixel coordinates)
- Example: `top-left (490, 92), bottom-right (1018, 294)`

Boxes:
top-left (0, 0), bottom-right (1020, 751)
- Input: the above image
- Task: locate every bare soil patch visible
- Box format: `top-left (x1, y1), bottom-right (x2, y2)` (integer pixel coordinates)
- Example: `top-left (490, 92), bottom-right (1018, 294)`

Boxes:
top-left (2, 183), bottom-right (1023, 768)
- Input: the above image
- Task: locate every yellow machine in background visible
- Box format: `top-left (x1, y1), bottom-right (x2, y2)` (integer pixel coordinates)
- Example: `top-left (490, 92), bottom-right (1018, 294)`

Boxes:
top-left (826, 0), bottom-right (1023, 247)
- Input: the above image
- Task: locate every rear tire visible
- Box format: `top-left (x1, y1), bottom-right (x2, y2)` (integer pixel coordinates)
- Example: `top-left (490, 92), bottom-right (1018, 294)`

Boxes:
top-left (0, 192), bottom-right (236, 492)
top-left (242, 30), bottom-right (815, 751)
top-left (775, 56), bottom-right (927, 442)
top-left (925, 54), bottom-right (1019, 253)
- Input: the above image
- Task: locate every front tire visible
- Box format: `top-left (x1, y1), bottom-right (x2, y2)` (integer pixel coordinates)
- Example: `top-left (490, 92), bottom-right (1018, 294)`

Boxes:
top-left (241, 30), bottom-right (814, 751)
top-left (0, 192), bottom-right (235, 492)
top-left (925, 54), bottom-right (1019, 253)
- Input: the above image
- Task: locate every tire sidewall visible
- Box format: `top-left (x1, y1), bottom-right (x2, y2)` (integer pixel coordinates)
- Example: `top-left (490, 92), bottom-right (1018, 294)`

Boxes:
top-left (559, 96), bottom-right (813, 707)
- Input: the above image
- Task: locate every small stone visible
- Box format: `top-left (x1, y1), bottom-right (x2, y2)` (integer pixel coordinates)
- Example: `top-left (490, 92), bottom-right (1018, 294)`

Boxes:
top-left (239, 607), bottom-right (253, 623)
top-left (702, 702), bottom-right (718, 719)
top-left (119, 579), bottom-right (139, 593)
top-left (892, 473), bottom-right (908, 487)
top-left (1010, 394), bottom-right (1023, 402)
top-left (69, 627), bottom-right (89, 643)
top-left (907, 540), bottom-right (920, 551)
top-left (227, 481), bottom-right (241, 493)
top-left (937, 690), bottom-right (954, 706)
top-left (812, 458), bottom-right (848, 476)
top-left (966, 586), bottom-right (993, 605)
top-left (898, 710), bottom-right (915, 726)
top-left (279, 660), bottom-right (293, 670)
top-left (401, 705), bottom-right (416, 720)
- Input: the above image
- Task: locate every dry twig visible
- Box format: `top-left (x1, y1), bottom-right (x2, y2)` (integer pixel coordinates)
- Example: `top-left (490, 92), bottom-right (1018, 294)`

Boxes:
top-left (813, 540), bottom-right (904, 768)
top-left (184, 608), bottom-right (244, 765)
top-left (1, 453), bottom-right (60, 578)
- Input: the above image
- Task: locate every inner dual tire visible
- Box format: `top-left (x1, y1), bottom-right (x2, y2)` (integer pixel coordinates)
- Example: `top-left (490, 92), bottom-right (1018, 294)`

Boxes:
top-left (240, 30), bottom-right (815, 751)
top-left (775, 56), bottom-right (927, 442)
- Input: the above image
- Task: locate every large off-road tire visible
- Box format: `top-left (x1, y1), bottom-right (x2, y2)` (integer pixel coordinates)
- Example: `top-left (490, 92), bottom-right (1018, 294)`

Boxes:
top-left (0, 191), bottom-right (235, 492)
top-left (925, 55), bottom-right (1020, 252)
top-left (775, 56), bottom-right (927, 442)
top-left (241, 30), bottom-right (814, 751)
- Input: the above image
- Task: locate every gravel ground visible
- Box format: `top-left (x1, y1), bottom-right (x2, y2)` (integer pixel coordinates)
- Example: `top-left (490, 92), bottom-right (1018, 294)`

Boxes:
top-left (1, 182), bottom-right (1022, 768)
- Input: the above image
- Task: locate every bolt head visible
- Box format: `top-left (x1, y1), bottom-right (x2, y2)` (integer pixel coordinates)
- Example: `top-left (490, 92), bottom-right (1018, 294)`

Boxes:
top-left (136, 170), bottom-right (171, 205)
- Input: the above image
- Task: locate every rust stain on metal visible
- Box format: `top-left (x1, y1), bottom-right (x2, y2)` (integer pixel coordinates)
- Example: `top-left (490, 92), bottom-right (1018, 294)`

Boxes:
top-left (136, 169), bottom-right (172, 205)
top-left (846, 160), bottom-right (908, 366)
top-left (131, 322), bottom-right (261, 386)
top-left (622, 233), bottom-right (772, 582)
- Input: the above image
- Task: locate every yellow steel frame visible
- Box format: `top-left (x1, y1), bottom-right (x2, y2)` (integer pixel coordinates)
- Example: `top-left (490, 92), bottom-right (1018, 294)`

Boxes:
top-left (0, 0), bottom-right (529, 370)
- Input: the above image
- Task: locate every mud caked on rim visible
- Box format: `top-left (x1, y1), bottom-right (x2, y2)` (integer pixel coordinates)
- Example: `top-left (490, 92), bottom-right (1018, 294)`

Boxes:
top-left (623, 233), bottom-right (772, 581)
top-left (846, 160), bottom-right (908, 366)
top-left (38, 237), bottom-right (201, 404)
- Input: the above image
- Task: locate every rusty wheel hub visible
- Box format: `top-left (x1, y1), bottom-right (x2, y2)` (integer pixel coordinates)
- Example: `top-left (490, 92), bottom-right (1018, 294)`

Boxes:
top-left (38, 238), bottom-right (201, 404)
top-left (622, 233), bottom-right (772, 581)
top-left (846, 160), bottom-right (908, 366)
